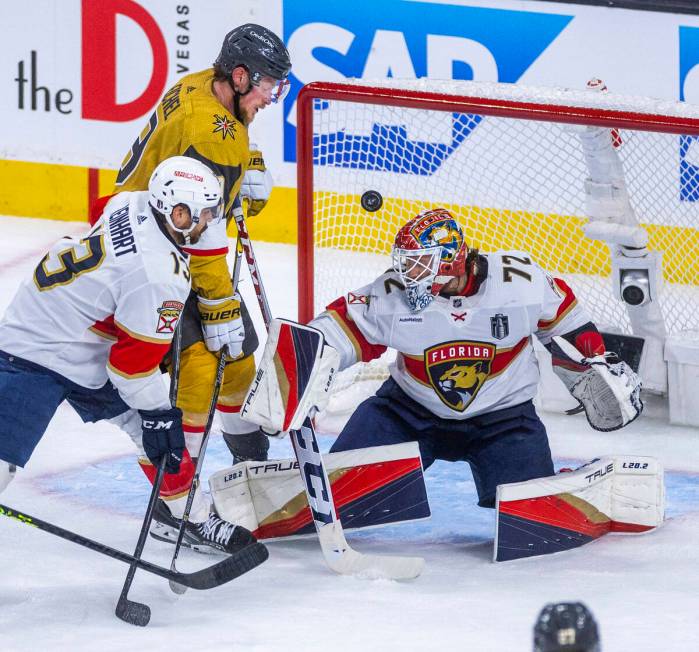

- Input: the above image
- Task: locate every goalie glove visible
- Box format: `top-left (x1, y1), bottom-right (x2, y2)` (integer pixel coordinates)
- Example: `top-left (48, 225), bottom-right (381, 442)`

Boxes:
top-left (550, 335), bottom-right (643, 432)
top-left (197, 294), bottom-right (244, 357)
top-left (240, 148), bottom-right (273, 217)
top-left (241, 319), bottom-right (340, 433)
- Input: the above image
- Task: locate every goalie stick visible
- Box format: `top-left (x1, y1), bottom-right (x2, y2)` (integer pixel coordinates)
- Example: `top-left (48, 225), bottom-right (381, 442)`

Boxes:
top-left (0, 502), bottom-right (264, 590)
top-left (232, 210), bottom-right (424, 580)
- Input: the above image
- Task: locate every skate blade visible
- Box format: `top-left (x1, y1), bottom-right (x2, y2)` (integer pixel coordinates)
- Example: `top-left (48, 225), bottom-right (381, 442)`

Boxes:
top-left (149, 526), bottom-right (218, 555)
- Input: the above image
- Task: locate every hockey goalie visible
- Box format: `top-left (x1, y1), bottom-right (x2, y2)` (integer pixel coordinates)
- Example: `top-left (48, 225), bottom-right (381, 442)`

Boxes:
top-left (233, 207), bottom-right (661, 560)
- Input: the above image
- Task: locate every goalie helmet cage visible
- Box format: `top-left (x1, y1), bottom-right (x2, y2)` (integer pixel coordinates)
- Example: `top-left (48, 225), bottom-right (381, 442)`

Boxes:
top-left (296, 79), bottom-right (699, 388)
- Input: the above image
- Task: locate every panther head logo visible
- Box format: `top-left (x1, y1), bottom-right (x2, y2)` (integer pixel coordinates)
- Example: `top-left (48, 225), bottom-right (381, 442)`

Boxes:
top-left (437, 362), bottom-right (488, 410)
top-left (424, 341), bottom-right (495, 412)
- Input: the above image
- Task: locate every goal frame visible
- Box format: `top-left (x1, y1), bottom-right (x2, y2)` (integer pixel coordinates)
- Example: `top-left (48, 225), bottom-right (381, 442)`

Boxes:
top-left (296, 80), bottom-right (699, 323)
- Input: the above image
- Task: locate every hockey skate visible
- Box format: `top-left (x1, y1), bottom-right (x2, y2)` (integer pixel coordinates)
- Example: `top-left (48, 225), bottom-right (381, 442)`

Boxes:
top-left (150, 499), bottom-right (257, 554)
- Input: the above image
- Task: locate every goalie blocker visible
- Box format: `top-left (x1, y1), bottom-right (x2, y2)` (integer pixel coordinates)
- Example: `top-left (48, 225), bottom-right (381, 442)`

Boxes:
top-left (242, 318), bottom-right (339, 433)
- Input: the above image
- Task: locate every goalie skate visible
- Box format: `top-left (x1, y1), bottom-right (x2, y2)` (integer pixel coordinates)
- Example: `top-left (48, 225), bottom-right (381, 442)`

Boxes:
top-left (150, 499), bottom-right (257, 555)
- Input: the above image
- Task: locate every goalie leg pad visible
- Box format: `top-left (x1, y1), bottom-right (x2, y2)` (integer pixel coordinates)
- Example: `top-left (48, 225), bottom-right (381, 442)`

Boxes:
top-left (209, 442), bottom-right (430, 540)
top-left (242, 319), bottom-right (340, 432)
top-left (494, 455), bottom-right (663, 561)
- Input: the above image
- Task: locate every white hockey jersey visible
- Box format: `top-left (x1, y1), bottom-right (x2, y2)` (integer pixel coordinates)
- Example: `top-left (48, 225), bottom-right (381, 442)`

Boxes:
top-left (311, 252), bottom-right (592, 420)
top-left (0, 192), bottom-right (191, 411)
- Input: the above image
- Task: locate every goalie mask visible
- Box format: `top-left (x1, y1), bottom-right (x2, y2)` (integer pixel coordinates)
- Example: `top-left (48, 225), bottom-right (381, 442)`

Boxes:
top-left (533, 602), bottom-right (600, 652)
top-left (391, 209), bottom-right (468, 312)
top-left (148, 156), bottom-right (223, 243)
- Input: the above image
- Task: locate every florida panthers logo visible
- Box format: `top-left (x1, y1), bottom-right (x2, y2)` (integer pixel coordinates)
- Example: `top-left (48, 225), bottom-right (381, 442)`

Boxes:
top-left (425, 340), bottom-right (495, 411)
top-left (409, 210), bottom-right (463, 263)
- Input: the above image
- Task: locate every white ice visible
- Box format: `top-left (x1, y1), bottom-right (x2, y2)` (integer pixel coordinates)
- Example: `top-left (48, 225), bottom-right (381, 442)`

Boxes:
top-left (0, 216), bottom-right (697, 651)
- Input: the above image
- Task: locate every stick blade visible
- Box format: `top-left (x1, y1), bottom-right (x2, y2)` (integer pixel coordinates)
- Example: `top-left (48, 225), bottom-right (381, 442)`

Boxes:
top-left (179, 542), bottom-right (269, 590)
top-left (115, 598), bottom-right (151, 627)
top-left (318, 523), bottom-right (424, 580)
top-left (328, 548), bottom-right (425, 581)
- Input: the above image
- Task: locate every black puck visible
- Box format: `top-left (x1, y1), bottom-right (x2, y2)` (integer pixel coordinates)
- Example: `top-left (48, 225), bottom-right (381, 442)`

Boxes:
top-left (360, 190), bottom-right (383, 212)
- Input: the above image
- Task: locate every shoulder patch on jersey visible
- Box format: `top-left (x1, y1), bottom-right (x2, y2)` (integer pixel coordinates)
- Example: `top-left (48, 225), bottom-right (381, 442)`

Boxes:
top-left (347, 292), bottom-right (370, 305)
top-left (424, 340), bottom-right (495, 412)
top-left (212, 114), bottom-right (237, 140)
top-left (156, 300), bottom-right (184, 334)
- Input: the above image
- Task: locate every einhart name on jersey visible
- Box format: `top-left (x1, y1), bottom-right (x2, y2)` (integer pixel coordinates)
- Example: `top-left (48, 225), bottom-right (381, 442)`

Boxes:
top-left (108, 206), bottom-right (137, 257)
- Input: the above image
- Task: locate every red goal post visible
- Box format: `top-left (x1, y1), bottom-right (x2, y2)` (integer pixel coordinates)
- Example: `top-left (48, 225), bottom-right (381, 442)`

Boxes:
top-left (296, 79), bottom-right (699, 335)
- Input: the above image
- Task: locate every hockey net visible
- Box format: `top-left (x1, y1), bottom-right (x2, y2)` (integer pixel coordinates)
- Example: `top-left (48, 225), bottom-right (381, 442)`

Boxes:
top-left (296, 79), bottom-right (699, 412)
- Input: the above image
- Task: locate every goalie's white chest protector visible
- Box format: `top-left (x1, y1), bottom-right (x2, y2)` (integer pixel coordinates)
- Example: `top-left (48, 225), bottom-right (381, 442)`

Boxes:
top-left (317, 251), bottom-right (590, 420)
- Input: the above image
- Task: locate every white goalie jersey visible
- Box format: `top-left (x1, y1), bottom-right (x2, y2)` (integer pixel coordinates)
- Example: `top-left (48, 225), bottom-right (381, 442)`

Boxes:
top-left (311, 251), bottom-right (592, 420)
top-left (0, 192), bottom-right (191, 411)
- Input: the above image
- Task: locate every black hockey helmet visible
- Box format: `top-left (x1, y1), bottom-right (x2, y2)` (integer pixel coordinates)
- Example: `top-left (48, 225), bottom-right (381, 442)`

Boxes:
top-left (215, 24), bottom-right (291, 83)
top-left (533, 602), bottom-right (600, 652)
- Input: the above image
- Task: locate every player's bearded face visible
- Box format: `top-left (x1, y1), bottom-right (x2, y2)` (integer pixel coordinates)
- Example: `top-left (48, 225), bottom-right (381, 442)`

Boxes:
top-left (238, 74), bottom-right (288, 125)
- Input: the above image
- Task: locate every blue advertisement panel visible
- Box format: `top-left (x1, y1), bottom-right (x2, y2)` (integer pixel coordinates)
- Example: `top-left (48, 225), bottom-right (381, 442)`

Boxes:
top-left (679, 26), bottom-right (699, 201)
top-left (282, 0), bottom-right (573, 164)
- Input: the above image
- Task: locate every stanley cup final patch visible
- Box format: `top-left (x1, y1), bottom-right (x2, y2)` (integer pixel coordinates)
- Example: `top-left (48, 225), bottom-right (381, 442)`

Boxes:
top-left (424, 341), bottom-right (495, 411)
top-left (490, 313), bottom-right (509, 340)
top-left (156, 300), bottom-right (184, 334)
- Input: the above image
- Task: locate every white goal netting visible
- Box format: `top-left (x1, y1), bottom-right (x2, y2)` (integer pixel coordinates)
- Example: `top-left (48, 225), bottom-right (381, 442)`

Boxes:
top-left (298, 79), bottom-right (699, 401)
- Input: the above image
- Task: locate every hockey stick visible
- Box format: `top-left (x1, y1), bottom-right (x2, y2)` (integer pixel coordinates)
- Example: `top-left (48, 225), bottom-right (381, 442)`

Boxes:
top-left (115, 460), bottom-right (165, 625)
top-left (0, 502), bottom-right (262, 589)
top-left (167, 345), bottom-right (268, 594)
top-left (232, 211), bottom-right (424, 580)
top-left (115, 321), bottom-right (183, 625)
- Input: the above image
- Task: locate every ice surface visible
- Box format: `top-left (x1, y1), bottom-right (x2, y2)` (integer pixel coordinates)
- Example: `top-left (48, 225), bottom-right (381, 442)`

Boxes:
top-left (0, 216), bottom-right (697, 651)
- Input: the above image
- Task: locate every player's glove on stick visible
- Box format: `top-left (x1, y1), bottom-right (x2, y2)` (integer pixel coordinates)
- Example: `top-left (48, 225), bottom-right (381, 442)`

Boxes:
top-left (240, 148), bottom-right (273, 217)
top-left (550, 335), bottom-right (643, 432)
top-left (198, 294), bottom-right (244, 356)
top-left (242, 319), bottom-right (340, 433)
top-left (139, 407), bottom-right (185, 473)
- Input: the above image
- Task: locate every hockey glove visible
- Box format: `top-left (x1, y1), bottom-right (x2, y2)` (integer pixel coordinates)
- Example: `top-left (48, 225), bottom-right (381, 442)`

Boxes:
top-left (240, 148), bottom-right (273, 217)
top-left (198, 293), bottom-right (244, 357)
top-left (139, 407), bottom-right (185, 474)
top-left (550, 336), bottom-right (643, 432)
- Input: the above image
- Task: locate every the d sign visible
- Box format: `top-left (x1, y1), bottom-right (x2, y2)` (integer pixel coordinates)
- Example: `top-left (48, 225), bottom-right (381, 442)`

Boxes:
top-left (81, 0), bottom-right (168, 122)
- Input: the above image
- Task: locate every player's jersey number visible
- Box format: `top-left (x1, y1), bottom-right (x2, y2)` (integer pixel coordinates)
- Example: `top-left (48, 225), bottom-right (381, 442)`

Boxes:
top-left (502, 255), bottom-right (532, 283)
top-left (170, 252), bottom-right (190, 282)
top-left (115, 111), bottom-right (159, 185)
top-left (34, 235), bottom-right (106, 291)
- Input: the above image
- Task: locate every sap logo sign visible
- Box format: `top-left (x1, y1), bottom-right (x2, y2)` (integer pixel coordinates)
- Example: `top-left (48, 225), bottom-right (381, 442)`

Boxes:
top-left (679, 26), bottom-right (699, 202)
top-left (282, 1), bottom-right (572, 165)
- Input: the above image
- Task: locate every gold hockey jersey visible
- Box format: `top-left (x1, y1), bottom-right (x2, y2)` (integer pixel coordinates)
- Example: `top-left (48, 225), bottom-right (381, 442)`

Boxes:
top-left (115, 68), bottom-right (250, 299)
